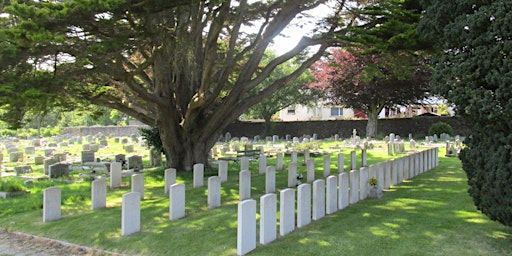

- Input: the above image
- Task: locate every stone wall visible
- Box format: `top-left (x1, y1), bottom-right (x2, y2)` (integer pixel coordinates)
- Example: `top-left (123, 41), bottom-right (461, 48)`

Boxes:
top-left (61, 116), bottom-right (468, 139)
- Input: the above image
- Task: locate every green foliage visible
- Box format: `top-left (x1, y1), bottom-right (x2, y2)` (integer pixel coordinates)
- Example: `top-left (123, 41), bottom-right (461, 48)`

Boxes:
top-left (420, 0), bottom-right (512, 226)
top-left (428, 122), bottom-right (453, 137)
top-left (140, 127), bottom-right (163, 153)
top-left (0, 177), bottom-right (25, 192)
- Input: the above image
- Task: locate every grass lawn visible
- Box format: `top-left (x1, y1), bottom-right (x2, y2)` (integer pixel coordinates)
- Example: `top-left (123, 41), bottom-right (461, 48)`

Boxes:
top-left (0, 146), bottom-right (511, 256)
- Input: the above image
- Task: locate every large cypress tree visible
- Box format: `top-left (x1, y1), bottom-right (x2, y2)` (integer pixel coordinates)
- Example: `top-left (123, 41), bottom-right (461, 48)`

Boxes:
top-left (419, 0), bottom-right (512, 226)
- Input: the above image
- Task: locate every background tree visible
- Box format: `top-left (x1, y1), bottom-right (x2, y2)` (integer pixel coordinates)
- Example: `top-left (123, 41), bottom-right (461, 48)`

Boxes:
top-left (419, 0), bottom-right (512, 226)
top-left (0, 0), bottom-right (348, 171)
top-left (310, 48), bottom-right (430, 137)
top-left (242, 53), bottom-right (319, 136)
top-left (309, 0), bottom-right (431, 137)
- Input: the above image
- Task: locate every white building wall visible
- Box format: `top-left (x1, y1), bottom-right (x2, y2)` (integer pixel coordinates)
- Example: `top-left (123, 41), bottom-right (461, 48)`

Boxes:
top-left (279, 105), bottom-right (355, 121)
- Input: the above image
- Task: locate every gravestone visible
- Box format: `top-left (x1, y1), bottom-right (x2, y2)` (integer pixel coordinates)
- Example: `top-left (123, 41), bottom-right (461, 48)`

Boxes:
top-left (260, 194), bottom-right (277, 245)
top-left (338, 172), bottom-right (349, 210)
top-left (349, 170), bottom-right (359, 204)
top-left (297, 183), bottom-right (312, 228)
top-left (237, 199), bottom-right (256, 256)
top-left (193, 163), bottom-right (204, 188)
top-left (280, 188), bottom-right (295, 236)
top-left (208, 176), bottom-right (221, 209)
top-left (169, 183), bottom-right (186, 220)
top-left (150, 148), bottom-right (163, 167)
top-left (258, 154), bottom-right (267, 174)
top-left (81, 150), bottom-right (95, 164)
top-left (110, 162), bottom-right (122, 189)
top-left (312, 179), bottom-right (326, 220)
top-left (218, 161), bottom-right (228, 182)
top-left (350, 151), bottom-right (357, 170)
top-left (127, 155), bottom-right (143, 171)
top-left (43, 187), bottom-right (61, 222)
top-left (265, 166), bottom-right (276, 194)
top-left (124, 144), bottom-right (134, 153)
top-left (326, 176), bottom-right (338, 214)
top-left (323, 155), bottom-right (331, 177)
top-left (24, 147), bottom-right (35, 155)
top-left (34, 156), bottom-right (44, 165)
top-left (164, 168), bottom-right (176, 194)
top-left (54, 153), bottom-right (66, 162)
top-left (14, 166), bottom-right (32, 176)
top-left (43, 158), bottom-right (58, 175)
top-left (131, 174), bottom-right (144, 200)
top-left (44, 149), bottom-right (55, 157)
top-left (91, 178), bottom-right (107, 210)
top-left (239, 170), bottom-right (251, 201)
top-left (337, 153), bottom-right (344, 173)
top-left (121, 192), bottom-right (140, 236)
top-left (361, 149), bottom-right (368, 167)
top-left (240, 157), bottom-right (249, 171)
top-left (306, 159), bottom-right (315, 183)
top-left (49, 163), bottom-right (70, 178)
top-left (287, 162), bottom-right (297, 187)
top-left (9, 152), bottom-right (23, 162)
top-left (391, 159), bottom-right (398, 186)
top-left (359, 167), bottom-right (369, 200)
top-left (276, 152), bottom-right (284, 171)
top-left (384, 161), bottom-right (392, 189)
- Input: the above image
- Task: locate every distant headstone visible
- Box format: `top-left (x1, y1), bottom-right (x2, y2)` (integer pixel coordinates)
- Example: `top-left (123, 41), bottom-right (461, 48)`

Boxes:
top-left (131, 174), bottom-right (144, 200)
top-left (24, 147), bottom-right (35, 155)
top-left (49, 163), bottom-right (70, 178)
top-left (164, 168), bottom-right (176, 194)
top-left (193, 163), bottom-right (204, 188)
top-left (14, 166), bottom-right (32, 176)
top-left (81, 150), bottom-right (95, 164)
top-left (9, 152), bottom-right (23, 162)
top-left (127, 155), bottom-right (143, 171)
top-left (239, 170), bottom-right (251, 200)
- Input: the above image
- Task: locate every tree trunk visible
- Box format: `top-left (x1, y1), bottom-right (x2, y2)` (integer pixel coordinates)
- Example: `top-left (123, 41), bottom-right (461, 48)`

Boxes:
top-left (263, 115), bottom-right (273, 137)
top-left (366, 109), bottom-right (379, 138)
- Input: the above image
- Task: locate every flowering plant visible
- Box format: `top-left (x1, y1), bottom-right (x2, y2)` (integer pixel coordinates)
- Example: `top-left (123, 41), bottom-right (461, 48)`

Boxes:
top-left (368, 177), bottom-right (378, 187)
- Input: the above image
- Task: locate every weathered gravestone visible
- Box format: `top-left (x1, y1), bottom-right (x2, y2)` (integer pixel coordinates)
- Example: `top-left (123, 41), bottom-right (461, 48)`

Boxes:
top-left (14, 166), bottom-right (32, 176)
top-left (127, 155), bottom-right (143, 171)
top-left (81, 150), bottom-right (95, 164)
top-left (49, 163), bottom-right (70, 178)
top-left (9, 152), bottom-right (23, 162)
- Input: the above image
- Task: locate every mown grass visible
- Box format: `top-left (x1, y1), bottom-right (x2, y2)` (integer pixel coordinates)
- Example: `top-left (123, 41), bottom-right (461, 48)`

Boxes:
top-left (0, 144), bottom-right (511, 256)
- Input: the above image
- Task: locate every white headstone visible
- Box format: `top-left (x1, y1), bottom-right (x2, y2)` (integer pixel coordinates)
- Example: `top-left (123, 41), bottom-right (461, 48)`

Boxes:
top-left (258, 154), bottom-right (267, 175)
top-left (169, 183), bottom-right (185, 220)
top-left (208, 176), bottom-right (221, 209)
top-left (304, 149), bottom-right (310, 165)
top-left (397, 157), bottom-right (404, 184)
top-left (384, 161), bottom-right (392, 189)
top-left (306, 159), bottom-right (315, 183)
top-left (279, 188), bottom-right (295, 236)
top-left (291, 151), bottom-right (298, 163)
top-left (337, 153), bottom-right (344, 173)
top-left (359, 167), bottom-right (369, 200)
top-left (240, 157), bottom-right (250, 171)
top-left (287, 162), bottom-right (297, 187)
top-left (312, 179), bottom-right (326, 220)
top-left (265, 166), bottom-right (276, 194)
top-left (92, 179), bottom-right (107, 210)
top-left (338, 172), bottom-right (349, 210)
top-left (131, 174), bottom-right (144, 200)
top-left (237, 199), bottom-right (256, 256)
top-left (43, 187), bottom-right (61, 222)
top-left (217, 160), bottom-right (228, 183)
top-left (323, 155), bottom-right (331, 178)
top-left (361, 149), bottom-right (368, 167)
top-left (276, 153), bottom-right (284, 171)
top-left (239, 170), bottom-right (251, 201)
top-left (376, 162), bottom-right (385, 190)
top-left (391, 159), bottom-right (398, 186)
top-left (121, 192), bottom-right (140, 236)
top-left (297, 183), bottom-right (312, 228)
top-left (326, 176), bottom-right (338, 214)
top-left (260, 194), bottom-right (277, 245)
top-left (349, 170), bottom-right (359, 204)
top-left (164, 168), bottom-right (176, 194)
top-left (193, 163), bottom-right (204, 188)
top-left (110, 162), bottom-right (122, 189)
top-left (350, 151), bottom-right (357, 170)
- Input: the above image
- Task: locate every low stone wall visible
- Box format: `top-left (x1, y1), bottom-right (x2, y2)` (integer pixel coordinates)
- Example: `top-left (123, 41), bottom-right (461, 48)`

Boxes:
top-left (61, 116), bottom-right (468, 139)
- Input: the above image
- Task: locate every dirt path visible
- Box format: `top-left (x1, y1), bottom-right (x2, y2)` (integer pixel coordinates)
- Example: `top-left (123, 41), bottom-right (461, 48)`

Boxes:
top-left (0, 229), bottom-right (120, 256)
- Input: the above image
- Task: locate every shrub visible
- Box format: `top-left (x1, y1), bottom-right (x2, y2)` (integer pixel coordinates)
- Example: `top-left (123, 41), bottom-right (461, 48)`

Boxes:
top-left (0, 178), bottom-right (25, 192)
top-left (428, 122), bottom-right (453, 137)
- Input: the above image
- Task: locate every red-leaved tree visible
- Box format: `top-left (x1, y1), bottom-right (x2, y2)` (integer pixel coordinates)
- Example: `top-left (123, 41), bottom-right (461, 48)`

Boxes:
top-left (310, 48), bottom-right (430, 137)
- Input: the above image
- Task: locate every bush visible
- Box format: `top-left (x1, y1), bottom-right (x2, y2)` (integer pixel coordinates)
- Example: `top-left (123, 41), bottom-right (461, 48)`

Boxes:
top-left (0, 178), bottom-right (25, 192)
top-left (428, 122), bottom-right (453, 137)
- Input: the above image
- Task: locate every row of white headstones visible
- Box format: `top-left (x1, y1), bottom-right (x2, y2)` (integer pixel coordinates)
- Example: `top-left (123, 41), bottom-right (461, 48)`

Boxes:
top-left (40, 147), bottom-right (439, 253)
top-left (237, 148), bottom-right (439, 255)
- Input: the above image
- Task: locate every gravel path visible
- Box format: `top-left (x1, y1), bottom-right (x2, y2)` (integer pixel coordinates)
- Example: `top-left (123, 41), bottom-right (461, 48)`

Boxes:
top-left (0, 229), bottom-right (120, 256)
